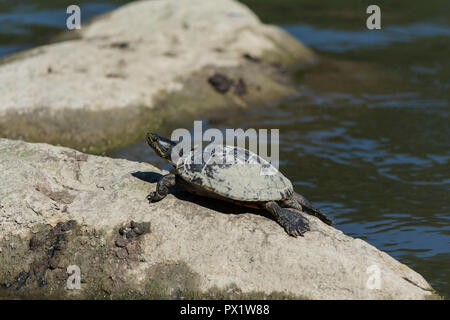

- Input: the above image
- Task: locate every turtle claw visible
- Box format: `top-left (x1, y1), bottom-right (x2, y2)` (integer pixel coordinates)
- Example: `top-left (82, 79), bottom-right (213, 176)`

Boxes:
top-left (265, 202), bottom-right (311, 237)
top-left (283, 212), bottom-right (310, 238)
top-left (146, 192), bottom-right (159, 203)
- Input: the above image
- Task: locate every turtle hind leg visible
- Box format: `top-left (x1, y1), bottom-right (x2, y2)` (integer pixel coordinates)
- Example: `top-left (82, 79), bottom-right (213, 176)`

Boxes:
top-left (281, 192), bottom-right (333, 226)
top-left (264, 201), bottom-right (310, 237)
top-left (147, 173), bottom-right (176, 203)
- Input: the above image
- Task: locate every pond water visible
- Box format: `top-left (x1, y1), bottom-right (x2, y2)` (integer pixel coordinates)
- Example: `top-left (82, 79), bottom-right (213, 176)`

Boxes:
top-left (1, 0), bottom-right (448, 298)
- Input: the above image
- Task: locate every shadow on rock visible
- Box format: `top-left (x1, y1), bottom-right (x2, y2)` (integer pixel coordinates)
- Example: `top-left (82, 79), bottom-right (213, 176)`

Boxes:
top-left (131, 171), bottom-right (163, 183)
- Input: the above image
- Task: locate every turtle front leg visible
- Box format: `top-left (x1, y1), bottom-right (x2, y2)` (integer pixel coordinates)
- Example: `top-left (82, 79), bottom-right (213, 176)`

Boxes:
top-left (264, 201), bottom-right (310, 237)
top-left (147, 173), bottom-right (176, 203)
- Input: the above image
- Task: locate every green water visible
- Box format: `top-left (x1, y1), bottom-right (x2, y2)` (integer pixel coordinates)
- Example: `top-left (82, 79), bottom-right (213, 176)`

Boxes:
top-left (1, 0), bottom-right (449, 298)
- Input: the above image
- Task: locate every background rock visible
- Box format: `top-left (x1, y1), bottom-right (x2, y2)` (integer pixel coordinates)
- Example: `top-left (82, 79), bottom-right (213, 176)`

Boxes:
top-left (0, 139), bottom-right (436, 299)
top-left (0, 0), bottom-right (315, 153)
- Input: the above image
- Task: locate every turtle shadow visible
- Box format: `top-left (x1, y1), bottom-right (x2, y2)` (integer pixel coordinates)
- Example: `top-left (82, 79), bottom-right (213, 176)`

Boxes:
top-left (171, 187), bottom-right (267, 217)
top-left (131, 171), bottom-right (163, 183)
top-left (131, 171), bottom-right (270, 218)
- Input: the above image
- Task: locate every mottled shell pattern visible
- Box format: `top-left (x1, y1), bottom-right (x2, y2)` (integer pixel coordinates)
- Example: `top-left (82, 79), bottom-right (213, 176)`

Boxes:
top-left (175, 144), bottom-right (293, 201)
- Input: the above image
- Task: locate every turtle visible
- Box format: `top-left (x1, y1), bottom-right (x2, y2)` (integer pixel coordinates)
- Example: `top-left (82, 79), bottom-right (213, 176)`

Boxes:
top-left (145, 133), bottom-right (333, 237)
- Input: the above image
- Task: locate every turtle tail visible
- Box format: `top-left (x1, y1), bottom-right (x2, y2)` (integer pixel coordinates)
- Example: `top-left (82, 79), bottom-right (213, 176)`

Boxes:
top-left (293, 192), bottom-right (333, 226)
top-left (303, 205), bottom-right (333, 226)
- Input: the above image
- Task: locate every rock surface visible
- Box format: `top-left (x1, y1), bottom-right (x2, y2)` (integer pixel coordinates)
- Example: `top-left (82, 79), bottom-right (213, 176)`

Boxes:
top-left (0, 139), bottom-right (435, 299)
top-left (0, 0), bottom-right (315, 153)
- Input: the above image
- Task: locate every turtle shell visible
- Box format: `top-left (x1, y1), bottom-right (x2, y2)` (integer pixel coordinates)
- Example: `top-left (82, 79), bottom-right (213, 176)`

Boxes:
top-left (175, 144), bottom-right (293, 201)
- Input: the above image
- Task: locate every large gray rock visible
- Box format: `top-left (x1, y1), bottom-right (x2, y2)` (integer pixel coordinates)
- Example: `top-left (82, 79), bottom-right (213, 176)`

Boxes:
top-left (0, 139), bottom-right (436, 299)
top-left (0, 0), bottom-right (315, 153)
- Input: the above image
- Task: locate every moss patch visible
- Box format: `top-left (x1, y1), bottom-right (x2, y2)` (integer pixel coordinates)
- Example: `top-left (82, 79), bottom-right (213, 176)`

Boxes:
top-left (0, 220), bottom-right (149, 299)
top-left (0, 219), bottom-right (307, 300)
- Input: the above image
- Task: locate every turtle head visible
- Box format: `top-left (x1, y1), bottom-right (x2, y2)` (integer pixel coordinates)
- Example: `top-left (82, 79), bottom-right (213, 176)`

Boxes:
top-left (146, 133), bottom-right (176, 161)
